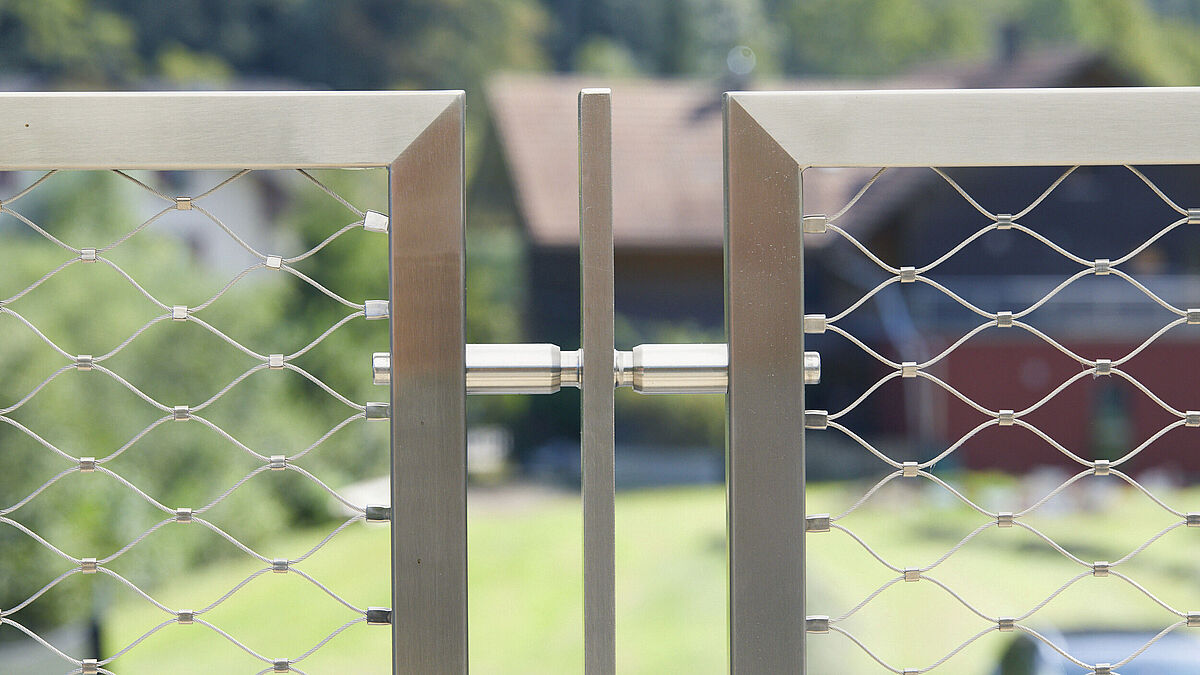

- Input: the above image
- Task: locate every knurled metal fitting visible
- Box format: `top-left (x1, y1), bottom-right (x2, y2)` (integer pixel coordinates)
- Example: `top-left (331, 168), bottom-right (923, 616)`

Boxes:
top-left (80, 248), bottom-right (97, 262)
top-left (364, 300), bottom-right (389, 320)
top-left (272, 559), bottom-right (289, 573)
top-left (175, 508), bottom-right (193, 523)
top-left (805, 514), bottom-right (831, 533)
top-left (265, 255), bottom-right (283, 270)
top-left (1092, 561), bottom-right (1110, 577)
top-left (899, 266), bottom-right (917, 283)
top-left (998, 617), bottom-right (1015, 631)
top-left (996, 311), bottom-right (1014, 327)
top-left (173, 405), bottom-right (190, 421)
top-left (81, 558), bottom-right (98, 574)
top-left (79, 457), bottom-right (96, 473)
top-left (804, 314), bottom-right (827, 334)
top-left (175, 196), bottom-right (193, 210)
top-left (269, 455), bottom-right (287, 471)
top-left (802, 214), bottom-right (828, 234)
top-left (804, 410), bottom-right (828, 430)
top-left (366, 607), bottom-right (393, 625)
top-left (1093, 664), bottom-right (1112, 675)
top-left (1094, 259), bottom-right (1111, 275)
top-left (995, 214), bottom-right (1013, 230)
top-left (1188, 309), bottom-right (1200, 325)
top-left (805, 616), bottom-right (830, 633)
top-left (75, 355), bottom-right (93, 371)
top-left (363, 210), bottom-right (389, 233)
top-left (366, 505), bottom-right (391, 523)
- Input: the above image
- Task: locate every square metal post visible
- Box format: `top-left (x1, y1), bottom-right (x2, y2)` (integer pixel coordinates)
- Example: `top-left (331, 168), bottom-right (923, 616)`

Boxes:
top-left (390, 93), bottom-right (467, 674)
top-left (723, 94), bottom-right (806, 674)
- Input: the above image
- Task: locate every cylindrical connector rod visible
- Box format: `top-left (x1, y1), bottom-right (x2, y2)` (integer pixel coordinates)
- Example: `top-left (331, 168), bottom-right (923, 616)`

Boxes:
top-left (373, 344), bottom-right (820, 394)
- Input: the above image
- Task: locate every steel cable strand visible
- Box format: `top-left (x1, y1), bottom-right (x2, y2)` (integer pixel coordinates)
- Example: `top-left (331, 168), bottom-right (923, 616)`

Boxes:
top-left (1110, 470), bottom-right (1186, 518)
top-left (285, 221), bottom-right (364, 264)
top-left (0, 365), bottom-right (74, 414)
top-left (1125, 165), bottom-right (1189, 215)
top-left (287, 413), bottom-right (366, 462)
top-left (829, 372), bottom-right (903, 420)
top-left (197, 568), bottom-right (272, 615)
top-left (933, 166), bottom-right (1078, 221)
top-left (98, 416), bottom-right (173, 463)
top-left (1112, 217), bottom-right (1189, 266)
top-left (0, 516), bottom-right (82, 563)
top-left (907, 574), bottom-right (997, 621)
top-left (283, 464), bottom-right (367, 514)
top-left (1108, 269), bottom-right (1187, 316)
top-left (1110, 522), bottom-right (1186, 567)
top-left (295, 169), bottom-right (366, 217)
top-left (0, 207), bottom-right (79, 253)
top-left (831, 471), bottom-right (903, 521)
top-left (912, 473), bottom-right (996, 519)
top-left (194, 169), bottom-right (253, 200)
top-left (281, 265), bottom-right (365, 310)
top-left (0, 307), bottom-right (74, 358)
top-left (0, 257), bottom-right (80, 306)
top-left (192, 517), bottom-right (272, 564)
top-left (1110, 319), bottom-right (1187, 367)
top-left (825, 324), bottom-right (901, 369)
top-left (827, 524), bottom-right (903, 572)
top-left (96, 618), bottom-right (176, 666)
top-left (827, 223), bottom-right (902, 274)
top-left (290, 516), bottom-right (366, 564)
top-left (917, 420), bottom-right (1001, 470)
top-left (826, 623), bottom-right (997, 674)
top-left (286, 311), bottom-right (366, 361)
top-left (97, 517), bottom-right (175, 565)
top-left (97, 206), bottom-right (174, 252)
top-left (188, 262), bottom-right (265, 312)
top-left (1111, 622), bottom-right (1188, 668)
top-left (829, 575), bottom-right (903, 622)
top-left (192, 618), bottom-right (273, 665)
top-left (824, 167), bottom-right (888, 222)
top-left (1111, 367), bottom-right (1187, 417)
top-left (191, 364), bottom-right (271, 411)
top-left (827, 276), bottom-right (902, 323)
top-left (189, 204), bottom-right (268, 259)
top-left (282, 363), bottom-right (367, 411)
top-left (1109, 571), bottom-right (1187, 616)
top-left (825, 422), bottom-right (905, 468)
top-left (286, 567), bottom-right (365, 613)
top-left (290, 617), bottom-right (368, 663)
top-left (1109, 420), bottom-right (1187, 468)
top-left (1013, 469), bottom-right (1093, 517)
top-left (1012, 571), bottom-right (1091, 621)
top-left (1013, 625), bottom-right (1094, 669)
top-left (0, 617), bottom-right (80, 665)
top-left (1011, 521), bottom-right (1091, 567)
top-left (185, 315), bottom-right (269, 360)
top-left (95, 567), bottom-right (175, 614)
top-left (0, 568), bottom-right (79, 617)
top-left (194, 466), bottom-right (272, 514)
top-left (1, 170), bottom-right (58, 205)
top-left (1, 467), bottom-right (84, 516)
top-left (0, 415), bottom-right (79, 463)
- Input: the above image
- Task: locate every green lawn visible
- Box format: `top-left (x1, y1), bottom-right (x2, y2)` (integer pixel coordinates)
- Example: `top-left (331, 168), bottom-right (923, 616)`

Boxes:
top-left (102, 479), bottom-right (1200, 673)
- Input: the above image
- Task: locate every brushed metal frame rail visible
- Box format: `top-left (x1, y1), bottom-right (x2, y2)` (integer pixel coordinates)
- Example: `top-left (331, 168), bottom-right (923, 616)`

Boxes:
top-left (579, 88), bottom-right (616, 675)
top-left (723, 86), bottom-right (1200, 673)
top-left (0, 91), bottom-right (466, 675)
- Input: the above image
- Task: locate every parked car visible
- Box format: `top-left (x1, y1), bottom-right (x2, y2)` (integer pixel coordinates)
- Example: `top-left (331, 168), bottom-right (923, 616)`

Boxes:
top-left (992, 628), bottom-right (1200, 674)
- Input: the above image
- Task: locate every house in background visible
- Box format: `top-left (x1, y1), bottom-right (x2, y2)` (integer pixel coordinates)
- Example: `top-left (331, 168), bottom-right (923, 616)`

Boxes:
top-left (482, 48), bottom-right (1200, 479)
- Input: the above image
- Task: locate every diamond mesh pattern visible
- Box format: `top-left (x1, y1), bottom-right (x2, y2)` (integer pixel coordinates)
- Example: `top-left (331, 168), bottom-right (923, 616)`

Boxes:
top-left (0, 169), bottom-right (390, 674)
top-left (805, 165), bottom-right (1200, 674)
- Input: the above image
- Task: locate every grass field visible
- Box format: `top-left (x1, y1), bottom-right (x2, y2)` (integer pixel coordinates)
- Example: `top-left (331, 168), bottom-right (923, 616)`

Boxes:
top-left (102, 478), bottom-right (1200, 673)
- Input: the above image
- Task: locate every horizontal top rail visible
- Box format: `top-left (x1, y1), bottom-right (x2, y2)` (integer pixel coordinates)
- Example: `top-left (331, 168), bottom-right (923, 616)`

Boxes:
top-left (729, 87), bottom-right (1200, 167)
top-left (0, 90), bottom-right (462, 169)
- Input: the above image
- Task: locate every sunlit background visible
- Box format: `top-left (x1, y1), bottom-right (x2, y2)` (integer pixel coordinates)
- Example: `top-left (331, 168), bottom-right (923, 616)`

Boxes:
top-left (3, 1), bottom-right (1200, 673)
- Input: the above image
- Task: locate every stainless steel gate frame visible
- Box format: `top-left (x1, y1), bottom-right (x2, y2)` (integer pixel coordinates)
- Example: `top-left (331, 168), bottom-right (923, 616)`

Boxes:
top-left (723, 86), bottom-right (1200, 673)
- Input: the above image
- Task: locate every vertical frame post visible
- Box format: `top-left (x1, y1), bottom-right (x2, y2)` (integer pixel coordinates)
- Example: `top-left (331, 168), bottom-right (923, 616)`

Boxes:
top-left (390, 94), bottom-right (467, 674)
top-left (723, 95), bottom-right (806, 673)
top-left (579, 88), bottom-right (616, 674)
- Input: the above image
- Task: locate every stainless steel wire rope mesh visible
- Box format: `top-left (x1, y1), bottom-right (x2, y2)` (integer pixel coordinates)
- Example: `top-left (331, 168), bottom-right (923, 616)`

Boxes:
top-left (0, 168), bottom-right (393, 674)
top-left (802, 165), bottom-right (1200, 674)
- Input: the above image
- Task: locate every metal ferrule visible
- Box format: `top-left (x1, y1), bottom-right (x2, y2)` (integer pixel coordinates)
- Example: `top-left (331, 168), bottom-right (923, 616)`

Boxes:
top-left (373, 344), bottom-right (820, 394)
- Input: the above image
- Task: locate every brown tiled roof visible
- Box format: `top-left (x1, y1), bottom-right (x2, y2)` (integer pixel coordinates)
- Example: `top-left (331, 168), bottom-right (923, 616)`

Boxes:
top-left (487, 48), bottom-right (1115, 250)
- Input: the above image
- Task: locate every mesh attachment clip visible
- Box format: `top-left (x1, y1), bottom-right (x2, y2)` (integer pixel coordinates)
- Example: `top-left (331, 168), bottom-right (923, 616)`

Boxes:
top-left (365, 300), bottom-right (389, 320)
top-left (268, 354), bottom-right (285, 369)
top-left (996, 311), bottom-right (1014, 328)
top-left (273, 658), bottom-right (290, 673)
top-left (902, 462), bottom-right (919, 477)
top-left (998, 410), bottom-right (1015, 426)
top-left (1188, 612), bottom-right (1200, 627)
top-left (899, 266), bottom-right (917, 283)
top-left (366, 505), bottom-right (391, 523)
top-left (363, 210), bottom-right (389, 233)
top-left (80, 248), bottom-right (97, 263)
top-left (1188, 309), bottom-right (1200, 325)
top-left (366, 607), bottom-right (393, 625)
top-left (175, 508), bottom-right (193, 523)
top-left (81, 558), bottom-right (98, 574)
top-left (1186, 513), bottom-right (1200, 527)
top-left (802, 214), bottom-right (827, 234)
top-left (177, 609), bottom-right (194, 624)
top-left (76, 355), bottom-right (94, 371)
top-left (272, 559), bottom-right (289, 573)
top-left (1094, 665), bottom-right (1112, 675)
top-left (1092, 561), bottom-right (1110, 577)
top-left (995, 214), bottom-right (1013, 230)
top-left (997, 512), bottom-right (1014, 528)
top-left (804, 314), bottom-right (827, 334)
top-left (175, 197), bottom-right (193, 210)
top-left (1093, 460), bottom-right (1111, 476)
top-left (1188, 411), bottom-right (1200, 427)
top-left (79, 457), bottom-right (96, 473)
top-left (82, 659), bottom-right (99, 675)
top-left (173, 405), bottom-right (190, 421)
top-left (901, 362), bottom-right (918, 378)
top-left (1094, 259), bottom-right (1112, 275)
top-left (903, 568), bottom-right (920, 582)
top-left (172, 305), bottom-right (188, 321)
top-left (804, 410), bottom-right (828, 430)
top-left (806, 514), bottom-right (831, 533)
top-left (1093, 359), bottom-right (1112, 377)
top-left (998, 617), bottom-right (1015, 632)
top-left (269, 455), bottom-right (287, 471)
top-left (1188, 208), bottom-right (1200, 225)
top-left (366, 402), bottom-right (390, 420)
top-left (265, 255), bottom-right (283, 270)
top-left (806, 615), bottom-right (830, 633)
